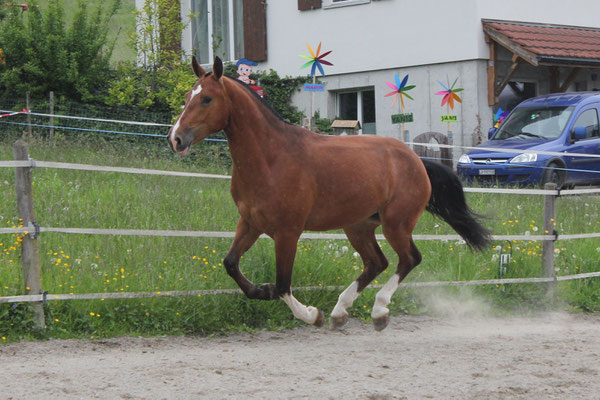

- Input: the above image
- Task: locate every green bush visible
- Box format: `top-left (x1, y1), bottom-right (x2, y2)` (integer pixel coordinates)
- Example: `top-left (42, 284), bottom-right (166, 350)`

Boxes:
top-left (105, 61), bottom-right (197, 115)
top-left (0, 0), bottom-right (121, 102)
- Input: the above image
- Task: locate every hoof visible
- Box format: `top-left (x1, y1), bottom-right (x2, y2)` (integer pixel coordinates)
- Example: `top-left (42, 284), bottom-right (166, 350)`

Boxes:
top-left (313, 309), bottom-right (325, 328)
top-left (373, 314), bottom-right (389, 331)
top-left (330, 314), bottom-right (348, 330)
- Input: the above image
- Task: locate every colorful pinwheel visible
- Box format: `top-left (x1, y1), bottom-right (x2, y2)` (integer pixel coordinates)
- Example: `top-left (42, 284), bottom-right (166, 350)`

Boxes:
top-left (493, 107), bottom-right (509, 128)
top-left (299, 42), bottom-right (333, 77)
top-left (385, 73), bottom-right (415, 107)
top-left (435, 77), bottom-right (463, 110)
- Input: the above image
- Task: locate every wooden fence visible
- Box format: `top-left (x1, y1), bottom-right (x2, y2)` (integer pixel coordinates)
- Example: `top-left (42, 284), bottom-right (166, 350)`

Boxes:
top-left (2, 140), bottom-right (600, 329)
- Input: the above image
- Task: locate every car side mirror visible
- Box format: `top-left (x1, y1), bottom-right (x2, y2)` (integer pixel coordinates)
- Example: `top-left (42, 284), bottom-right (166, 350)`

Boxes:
top-left (488, 127), bottom-right (497, 139)
top-left (573, 126), bottom-right (587, 140)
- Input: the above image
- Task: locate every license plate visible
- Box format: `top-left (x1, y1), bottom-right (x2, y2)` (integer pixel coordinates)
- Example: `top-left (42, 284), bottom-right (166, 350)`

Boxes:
top-left (479, 169), bottom-right (495, 175)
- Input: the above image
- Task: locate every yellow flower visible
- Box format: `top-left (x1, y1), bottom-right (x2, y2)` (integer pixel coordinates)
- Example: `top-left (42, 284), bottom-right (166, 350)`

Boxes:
top-left (90, 312), bottom-right (95, 316)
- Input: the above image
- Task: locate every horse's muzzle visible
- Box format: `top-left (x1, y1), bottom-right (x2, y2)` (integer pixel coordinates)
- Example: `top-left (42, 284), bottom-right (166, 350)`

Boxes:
top-left (168, 130), bottom-right (192, 156)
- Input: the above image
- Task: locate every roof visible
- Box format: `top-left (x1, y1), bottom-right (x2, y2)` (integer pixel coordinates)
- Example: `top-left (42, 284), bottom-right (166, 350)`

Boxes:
top-left (482, 19), bottom-right (600, 67)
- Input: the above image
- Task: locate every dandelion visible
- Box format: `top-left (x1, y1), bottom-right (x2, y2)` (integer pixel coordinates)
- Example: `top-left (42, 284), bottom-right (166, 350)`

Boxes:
top-left (90, 312), bottom-right (95, 316)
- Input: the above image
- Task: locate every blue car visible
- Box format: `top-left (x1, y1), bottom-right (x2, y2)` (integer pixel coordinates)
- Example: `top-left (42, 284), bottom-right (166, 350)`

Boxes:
top-left (457, 92), bottom-right (600, 188)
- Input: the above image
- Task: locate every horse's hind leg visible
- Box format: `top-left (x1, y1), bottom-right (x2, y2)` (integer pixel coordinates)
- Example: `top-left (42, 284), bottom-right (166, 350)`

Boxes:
top-left (330, 221), bottom-right (388, 329)
top-left (372, 233), bottom-right (422, 331)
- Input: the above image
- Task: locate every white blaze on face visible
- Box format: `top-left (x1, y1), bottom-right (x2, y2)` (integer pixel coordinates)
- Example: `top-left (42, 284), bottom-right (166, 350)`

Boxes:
top-left (169, 84), bottom-right (203, 146)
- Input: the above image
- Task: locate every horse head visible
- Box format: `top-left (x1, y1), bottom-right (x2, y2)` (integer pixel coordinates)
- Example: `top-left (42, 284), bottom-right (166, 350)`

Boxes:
top-left (168, 57), bottom-right (231, 156)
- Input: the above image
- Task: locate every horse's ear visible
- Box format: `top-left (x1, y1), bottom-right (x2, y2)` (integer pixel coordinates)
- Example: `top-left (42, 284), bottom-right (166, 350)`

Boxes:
top-left (192, 56), bottom-right (205, 78)
top-left (213, 57), bottom-right (224, 80)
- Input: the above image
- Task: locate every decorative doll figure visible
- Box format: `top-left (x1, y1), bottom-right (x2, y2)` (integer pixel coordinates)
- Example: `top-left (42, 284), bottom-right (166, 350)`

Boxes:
top-left (236, 59), bottom-right (258, 85)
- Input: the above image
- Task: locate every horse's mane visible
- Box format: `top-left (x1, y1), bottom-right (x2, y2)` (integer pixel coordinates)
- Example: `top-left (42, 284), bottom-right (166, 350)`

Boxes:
top-left (224, 75), bottom-right (292, 127)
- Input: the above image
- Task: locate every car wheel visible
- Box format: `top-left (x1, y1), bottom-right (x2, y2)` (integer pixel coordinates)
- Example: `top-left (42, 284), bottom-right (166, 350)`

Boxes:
top-left (541, 163), bottom-right (565, 189)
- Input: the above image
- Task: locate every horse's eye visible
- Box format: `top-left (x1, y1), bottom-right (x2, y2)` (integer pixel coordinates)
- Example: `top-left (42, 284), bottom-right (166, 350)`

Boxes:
top-left (201, 96), bottom-right (212, 105)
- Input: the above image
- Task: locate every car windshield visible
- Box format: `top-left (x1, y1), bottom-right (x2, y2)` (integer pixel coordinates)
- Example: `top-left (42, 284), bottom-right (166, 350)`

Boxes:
top-left (493, 106), bottom-right (574, 140)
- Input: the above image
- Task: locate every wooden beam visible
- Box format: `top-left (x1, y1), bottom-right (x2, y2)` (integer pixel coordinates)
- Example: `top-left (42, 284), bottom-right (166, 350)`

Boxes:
top-left (487, 37), bottom-right (497, 106)
top-left (483, 26), bottom-right (539, 66)
top-left (495, 57), bottom-right (522, 98)
top-left (549, 67), bottom-right (560, 93)
top-left (559, 67), bottom-right (581, 92)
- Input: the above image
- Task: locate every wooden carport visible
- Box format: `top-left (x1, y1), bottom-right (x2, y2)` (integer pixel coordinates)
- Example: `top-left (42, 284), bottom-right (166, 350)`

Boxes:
top-left (483, 19), bottom-right (600, 106)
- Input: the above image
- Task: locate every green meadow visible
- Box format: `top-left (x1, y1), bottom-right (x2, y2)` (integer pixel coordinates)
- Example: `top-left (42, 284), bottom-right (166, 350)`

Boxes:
top-left (1, 132), bottom-right (599, 342)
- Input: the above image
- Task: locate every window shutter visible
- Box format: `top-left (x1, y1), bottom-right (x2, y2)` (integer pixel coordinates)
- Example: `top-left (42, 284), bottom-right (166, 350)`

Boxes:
top-left (298, 0), bottom-right (322, 10)
top-left (243, 0), bottom-right (267, 62)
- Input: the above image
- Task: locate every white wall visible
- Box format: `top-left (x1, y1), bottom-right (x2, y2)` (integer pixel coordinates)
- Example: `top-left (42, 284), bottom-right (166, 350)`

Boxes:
top-left (260, 0), bottom-right (600, 77)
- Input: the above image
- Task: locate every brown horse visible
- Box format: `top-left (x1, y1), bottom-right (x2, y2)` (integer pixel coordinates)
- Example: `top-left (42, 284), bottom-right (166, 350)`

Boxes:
top-left (168, 57), bottom-right (491, 331)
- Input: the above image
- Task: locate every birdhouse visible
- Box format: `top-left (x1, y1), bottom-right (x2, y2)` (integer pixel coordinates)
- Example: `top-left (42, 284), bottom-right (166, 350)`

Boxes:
top-left (331, 120), bottom-right (361, 135)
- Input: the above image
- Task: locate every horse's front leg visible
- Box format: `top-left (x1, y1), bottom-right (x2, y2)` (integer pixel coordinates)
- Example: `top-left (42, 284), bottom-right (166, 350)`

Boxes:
top-left (274, 231), bottom-right (325, 327)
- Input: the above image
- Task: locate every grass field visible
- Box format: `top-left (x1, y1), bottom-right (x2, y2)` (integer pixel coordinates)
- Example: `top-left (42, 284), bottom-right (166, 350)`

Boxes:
top-left (1, 131), bottom-right (599, 342)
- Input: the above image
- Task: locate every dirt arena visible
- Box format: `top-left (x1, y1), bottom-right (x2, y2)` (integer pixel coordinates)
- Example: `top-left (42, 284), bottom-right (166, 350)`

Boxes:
top-left (1, 312), bottom-right (599, 399)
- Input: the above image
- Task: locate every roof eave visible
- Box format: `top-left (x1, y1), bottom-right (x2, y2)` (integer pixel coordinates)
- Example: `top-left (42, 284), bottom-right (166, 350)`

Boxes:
top-left (538, 56), bottom-right (600, 68)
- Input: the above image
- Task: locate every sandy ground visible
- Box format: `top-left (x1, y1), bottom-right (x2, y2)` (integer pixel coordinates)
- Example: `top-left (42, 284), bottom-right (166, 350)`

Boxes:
top-left (1, 313), bottom-right (599, 400)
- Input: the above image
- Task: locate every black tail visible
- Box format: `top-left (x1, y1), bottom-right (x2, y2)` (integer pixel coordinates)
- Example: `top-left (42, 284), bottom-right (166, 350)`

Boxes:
top-left (422, 159), bottom-right (492, 251)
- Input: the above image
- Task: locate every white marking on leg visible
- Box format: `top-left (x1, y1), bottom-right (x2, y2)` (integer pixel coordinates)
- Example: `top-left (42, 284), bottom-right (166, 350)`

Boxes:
top-left (372, 273), bottom-right (400, 319)
top-left (281, 293), bottom-right (320, 325)
top-left (331, 281), bottom-right (360, 319)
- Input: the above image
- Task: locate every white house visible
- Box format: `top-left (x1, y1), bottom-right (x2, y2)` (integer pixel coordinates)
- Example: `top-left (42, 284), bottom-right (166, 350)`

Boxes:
top-left (164, 0), bottom-right (600, 163)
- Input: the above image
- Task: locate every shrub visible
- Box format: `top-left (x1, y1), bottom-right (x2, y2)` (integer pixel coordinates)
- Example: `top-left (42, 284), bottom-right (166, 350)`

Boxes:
top-left (0, 0), bottom-right (121, 102)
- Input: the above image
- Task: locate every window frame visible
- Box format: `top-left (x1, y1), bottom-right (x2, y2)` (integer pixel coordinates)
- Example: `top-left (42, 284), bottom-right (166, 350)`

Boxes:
top-left (190, 0), bottom-right (244, 64)
top-left (323, 0), bottom-right (370, 9)
top-left (335, 87), bottom-right (376, 134)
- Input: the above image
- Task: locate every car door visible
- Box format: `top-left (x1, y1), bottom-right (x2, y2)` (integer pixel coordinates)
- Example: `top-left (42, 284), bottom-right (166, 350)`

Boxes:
top-left (564, 106), bottom-right (600, 184)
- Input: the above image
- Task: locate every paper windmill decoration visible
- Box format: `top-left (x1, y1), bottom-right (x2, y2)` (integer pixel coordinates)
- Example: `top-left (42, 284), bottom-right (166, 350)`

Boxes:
top-left (385, 73), bottom-right (415, 107)
top-left (493, 108), bottom-right (509, 128)
top-left (435, 77), bottom-right (463, 110)
top-left (299, 42), bottom-right (333, 77)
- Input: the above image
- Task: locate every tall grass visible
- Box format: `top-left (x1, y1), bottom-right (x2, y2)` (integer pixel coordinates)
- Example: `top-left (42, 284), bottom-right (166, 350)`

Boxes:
top-left (1, 132), bottom-right (599, 342)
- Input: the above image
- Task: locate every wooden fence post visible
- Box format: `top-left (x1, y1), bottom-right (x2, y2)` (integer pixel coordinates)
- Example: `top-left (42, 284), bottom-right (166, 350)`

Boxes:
top-left (49, 91), bottom-right (55, 139)
top-left (541, 182), bottom-right (557, 300)
top-left (13, 140), bottom-right (45, 329)
top-left (25, 92), bottom-right (32, 138)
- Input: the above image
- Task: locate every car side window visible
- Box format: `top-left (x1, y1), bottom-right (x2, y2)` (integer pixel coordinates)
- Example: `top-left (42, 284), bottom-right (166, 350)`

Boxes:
top-left (572, 108), bottom-right (599, 139)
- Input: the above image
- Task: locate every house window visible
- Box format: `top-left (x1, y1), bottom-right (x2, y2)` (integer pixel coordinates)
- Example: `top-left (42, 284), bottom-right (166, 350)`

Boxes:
top-left (323, 0), bottom-right (370, 9)
top-left (191, 0), bottom-right (244, 63)
top-left (337, 89), bottom-right (376, 134)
